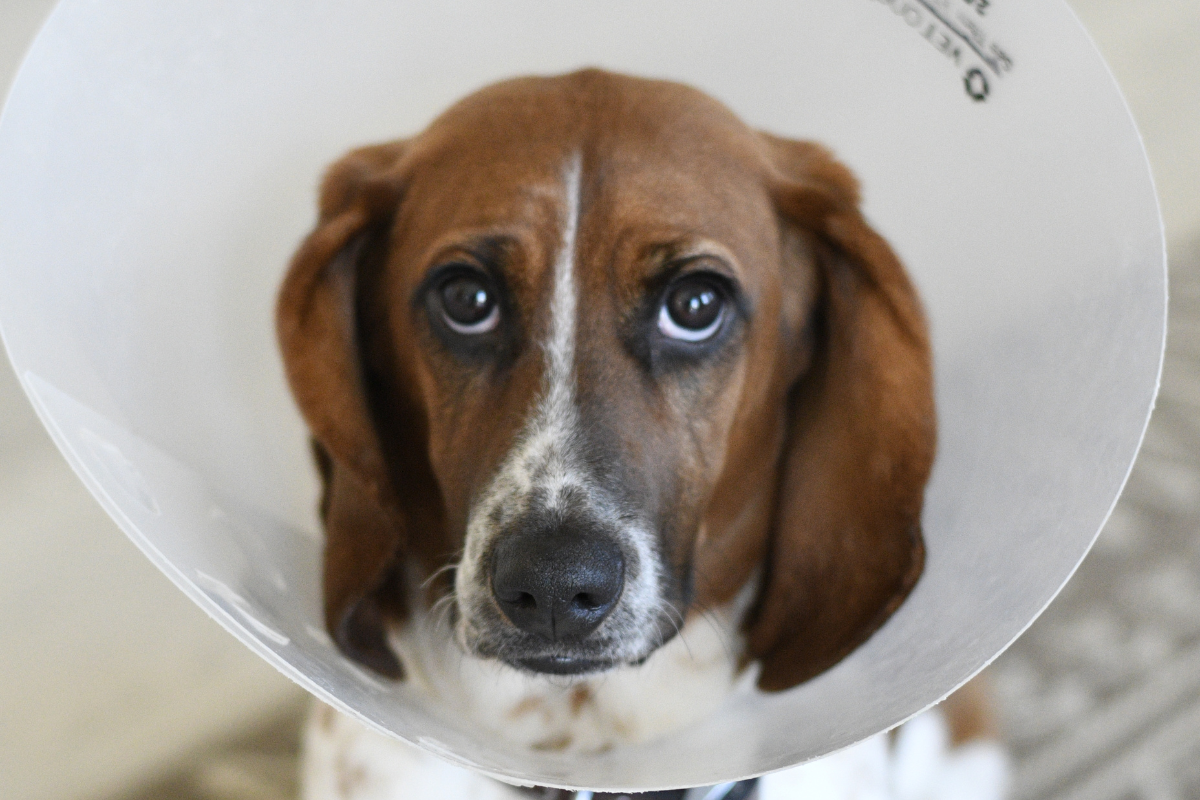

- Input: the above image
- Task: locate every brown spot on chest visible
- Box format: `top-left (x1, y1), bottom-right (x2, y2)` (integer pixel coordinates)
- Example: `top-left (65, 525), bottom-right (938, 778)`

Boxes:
top-left (530, 733), bottom-right (575, 752)
top-left (569, 684), bottom-right (594, 716)
top-left (335, 751), bottom-right (368, 799)
top-left (508, 695), bottom-right (546, 719)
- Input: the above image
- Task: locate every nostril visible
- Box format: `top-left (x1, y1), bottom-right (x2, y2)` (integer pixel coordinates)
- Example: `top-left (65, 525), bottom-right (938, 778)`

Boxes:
top-left (494, 587), bottom-right (538, 609)
top-left (573, 592), bottom-right (602, 611)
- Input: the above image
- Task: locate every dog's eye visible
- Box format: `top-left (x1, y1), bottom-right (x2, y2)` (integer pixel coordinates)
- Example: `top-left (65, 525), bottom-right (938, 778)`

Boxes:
top-left (658, 277), bottom-right (725, 342)
top-left (439, 272), bottom-right (499, 334)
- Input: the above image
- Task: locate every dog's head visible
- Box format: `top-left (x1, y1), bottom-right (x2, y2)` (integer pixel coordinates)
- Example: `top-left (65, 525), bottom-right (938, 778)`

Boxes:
top-left (278, 69), bottom-right (934, 692)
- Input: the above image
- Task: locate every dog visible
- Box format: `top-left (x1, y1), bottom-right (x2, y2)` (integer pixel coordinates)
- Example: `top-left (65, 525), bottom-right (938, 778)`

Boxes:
top-left (278, 69), bottom-right (1003, 799)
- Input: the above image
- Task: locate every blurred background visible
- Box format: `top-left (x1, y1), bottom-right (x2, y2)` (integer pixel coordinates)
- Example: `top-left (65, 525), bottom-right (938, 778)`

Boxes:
top-left (1, 1), bottom-right (1198, 799)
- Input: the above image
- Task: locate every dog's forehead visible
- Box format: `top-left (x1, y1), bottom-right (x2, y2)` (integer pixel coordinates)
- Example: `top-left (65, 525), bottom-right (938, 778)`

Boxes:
top-left (396, 73), bottom-right (778, 285)
top-left (419, 70), bottom-right (760, 159)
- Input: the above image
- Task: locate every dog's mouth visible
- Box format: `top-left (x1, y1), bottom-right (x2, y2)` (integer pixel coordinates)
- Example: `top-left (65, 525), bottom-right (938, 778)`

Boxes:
top-left (512, 654), bottom-right (618, 675)
top-left (464, 614), bottom-right (675, 678)
top-left (454, 594), bottom-right (677, 677)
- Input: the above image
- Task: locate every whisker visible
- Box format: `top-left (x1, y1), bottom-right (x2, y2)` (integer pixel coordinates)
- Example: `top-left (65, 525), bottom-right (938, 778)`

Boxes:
top-left (698, 607), bottom-right (737, 664)
top-left (427, 593), bottom-right (458, 637)
top-left (684, 561), bottom-right (755, 666)
top-left (659, 601), bottom-right (692, 660)
top-left (420, 562), bottom-right (459, 591)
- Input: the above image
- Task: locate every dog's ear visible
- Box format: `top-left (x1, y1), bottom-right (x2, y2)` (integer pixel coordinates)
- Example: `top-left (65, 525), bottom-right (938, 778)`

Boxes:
top-left (277, 141), bottom-right (411, 678)
top-left (746, 135), bottom-right (936, 692)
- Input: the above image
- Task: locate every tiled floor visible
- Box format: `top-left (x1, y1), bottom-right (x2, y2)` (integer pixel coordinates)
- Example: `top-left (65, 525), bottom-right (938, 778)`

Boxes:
top-left (1, 1), bottom-right (1198, 799)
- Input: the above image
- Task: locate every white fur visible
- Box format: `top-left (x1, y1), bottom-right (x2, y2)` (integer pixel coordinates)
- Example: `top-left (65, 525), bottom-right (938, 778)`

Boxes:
top-left (537, 150), bottom-right (584, 512)
top-left (397, 589), bottom-right (753, 753)
top-left (304, 578), bottom-right (1008, 798)
top-left (304, 703), bottom-right (1009, 800)
top-left (303, 590), bottom-right (758, 797)
top-left (302, 702), bottom-right (522, 800)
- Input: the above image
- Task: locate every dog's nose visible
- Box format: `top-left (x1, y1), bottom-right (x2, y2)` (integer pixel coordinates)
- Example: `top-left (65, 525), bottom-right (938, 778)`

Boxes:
top-left (490, 530), bottom-right (625, 642)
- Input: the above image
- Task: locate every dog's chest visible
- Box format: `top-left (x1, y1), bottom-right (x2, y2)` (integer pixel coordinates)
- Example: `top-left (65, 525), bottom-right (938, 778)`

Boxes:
top-left (388, 602), bottom-right (751, 753)
top-left (302, 702), bottom-right (1010, 800)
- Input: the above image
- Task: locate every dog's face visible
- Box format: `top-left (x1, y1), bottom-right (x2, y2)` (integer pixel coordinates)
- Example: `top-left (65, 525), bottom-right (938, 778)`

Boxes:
top-left (279, 70), bottom-right (935, 691)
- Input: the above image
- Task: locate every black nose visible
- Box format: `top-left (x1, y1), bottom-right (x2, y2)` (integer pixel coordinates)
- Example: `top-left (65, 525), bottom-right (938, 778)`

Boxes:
top-left (490, 529), bottom-right (625, 642)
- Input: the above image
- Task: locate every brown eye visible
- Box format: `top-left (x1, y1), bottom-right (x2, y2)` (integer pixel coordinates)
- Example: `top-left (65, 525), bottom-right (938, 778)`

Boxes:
top-left (659, 277), bottom-right (725, 341)
top-left (439, 272), bottom-right (499, 334)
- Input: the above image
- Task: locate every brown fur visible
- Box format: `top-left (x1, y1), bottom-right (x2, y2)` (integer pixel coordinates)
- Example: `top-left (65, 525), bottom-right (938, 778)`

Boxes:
top-left (276, 69), bottom-right (935, 691)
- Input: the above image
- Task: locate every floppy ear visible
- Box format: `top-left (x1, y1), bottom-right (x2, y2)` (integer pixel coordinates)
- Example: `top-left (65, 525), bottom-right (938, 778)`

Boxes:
top-left (746, 135), bottom-right (936, 692)
top-left (277, 141), bottom-right (412, 678)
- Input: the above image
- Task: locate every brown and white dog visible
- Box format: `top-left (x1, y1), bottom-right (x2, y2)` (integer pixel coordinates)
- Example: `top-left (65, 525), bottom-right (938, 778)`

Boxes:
top-left (278, 69), bottom-right (998, 799)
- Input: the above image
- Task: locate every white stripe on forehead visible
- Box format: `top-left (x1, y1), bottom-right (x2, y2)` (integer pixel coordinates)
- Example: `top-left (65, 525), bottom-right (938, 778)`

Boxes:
top-left (524, 152), bottom-right (584, 510)
top-left (545, 152), bottom-right (582, 410)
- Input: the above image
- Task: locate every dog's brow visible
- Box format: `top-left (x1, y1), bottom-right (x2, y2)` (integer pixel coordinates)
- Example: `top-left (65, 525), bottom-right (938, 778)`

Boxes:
top-left (430, 235), bottom-right (514, 268)
top-left (638, 240), bottom-right (744, 283)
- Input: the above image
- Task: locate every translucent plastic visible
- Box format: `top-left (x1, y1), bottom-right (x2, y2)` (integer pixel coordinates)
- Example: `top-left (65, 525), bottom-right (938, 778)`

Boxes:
top-left (0, 0), bottom-right (1165, 792)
